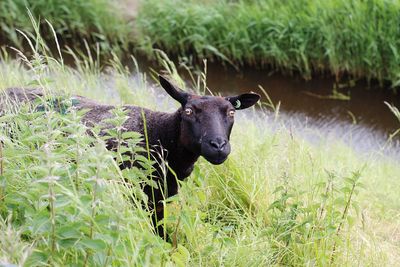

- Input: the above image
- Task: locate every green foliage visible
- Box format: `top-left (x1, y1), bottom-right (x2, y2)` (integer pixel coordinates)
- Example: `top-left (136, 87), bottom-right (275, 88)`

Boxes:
top-left (0, 101), bottom-right (172, 266)
top-left (137, 0), bottom-right (400, 87)
top-left (0, 0), bottom-right (130, 50)
top-left (0, 31), bottom-right (399, 265)
top-left (3, 0), bottom-right (400, 87)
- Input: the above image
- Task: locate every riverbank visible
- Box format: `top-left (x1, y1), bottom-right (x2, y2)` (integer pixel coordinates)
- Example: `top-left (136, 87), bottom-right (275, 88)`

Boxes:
top-left (3, 0), bottom-right (400, 88)
top-left (0, 2), bottom-right (399, 265)
top-left (136, 0), bottom-right (400, 87)
top-left (0, 43), bottom-right (399, 265)
top-left (0, 0), bottom-right (131, 50)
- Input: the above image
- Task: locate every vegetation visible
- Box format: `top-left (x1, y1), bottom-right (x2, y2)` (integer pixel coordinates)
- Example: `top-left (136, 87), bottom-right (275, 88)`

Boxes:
top-left (0, 30), bottom-right (399, 265)
top-left (3, 0), bottom-right (400, 87)
top-left (0, 0), bottom-right (130, 50)
top-left (136, 0), bottom-right (400, 87)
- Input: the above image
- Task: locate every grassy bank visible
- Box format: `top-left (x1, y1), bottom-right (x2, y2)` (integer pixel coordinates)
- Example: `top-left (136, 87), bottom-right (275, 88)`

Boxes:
top-left (0, 0), bottom-right (130, 50)
top-left (3, 1), bottom-right (400, 88)
top-left (0, 38), bottom-right (399, 266)
top-left (136, 0), bottom-right (400, 87)
top-left (0, 0), bottom-right (400, 86)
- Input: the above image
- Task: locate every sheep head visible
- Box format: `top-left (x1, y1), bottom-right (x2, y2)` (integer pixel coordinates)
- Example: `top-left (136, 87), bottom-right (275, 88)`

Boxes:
top-left (159, 75), bottom-right (260, 165)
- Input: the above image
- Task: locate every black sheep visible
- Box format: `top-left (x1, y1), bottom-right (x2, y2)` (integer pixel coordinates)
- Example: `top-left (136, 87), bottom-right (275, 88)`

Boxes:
top-left (0, 76), bottom-right (260, 238)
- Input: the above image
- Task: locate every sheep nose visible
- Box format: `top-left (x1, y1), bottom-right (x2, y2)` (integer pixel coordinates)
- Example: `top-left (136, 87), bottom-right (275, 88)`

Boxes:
top-left (210, 138), bottom-right (227, 151)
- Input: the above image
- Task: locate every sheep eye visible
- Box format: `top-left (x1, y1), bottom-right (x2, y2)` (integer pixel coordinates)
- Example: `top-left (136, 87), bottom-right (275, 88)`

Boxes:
top-left (184, 108), bottom-right (193, 116)
top-left (228, 110), bottom-right (235, 117)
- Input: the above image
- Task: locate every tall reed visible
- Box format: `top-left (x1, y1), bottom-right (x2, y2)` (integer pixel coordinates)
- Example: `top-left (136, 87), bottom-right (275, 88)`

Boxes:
top-left (0, 0), bottom-right (130, 51)
top-left (137, 0), bottom-right (400, 87)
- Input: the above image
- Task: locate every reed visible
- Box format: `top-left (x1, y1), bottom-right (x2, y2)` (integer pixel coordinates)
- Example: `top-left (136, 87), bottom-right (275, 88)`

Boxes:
top-left (0, 0), bottom-right (130, 50)
top-left (136, 0), bottom-right (400, 87)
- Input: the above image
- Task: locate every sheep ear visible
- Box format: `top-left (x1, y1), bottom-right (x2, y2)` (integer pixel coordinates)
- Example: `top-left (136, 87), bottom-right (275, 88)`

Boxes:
top-left (159, 75), bottom-right (189, 106)
top-left (226, 93), bottom-right (261, 110)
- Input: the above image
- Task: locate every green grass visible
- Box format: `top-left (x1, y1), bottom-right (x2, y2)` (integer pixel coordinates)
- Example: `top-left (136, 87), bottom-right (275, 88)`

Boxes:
top-left (0, 33), bottom-right (400, 266)
top-left (0, 0), bottom-right (130, 51)
top-left (4, 0), bottom-right (400, 88)
top-left (136, 0), bottom-right (400, 87)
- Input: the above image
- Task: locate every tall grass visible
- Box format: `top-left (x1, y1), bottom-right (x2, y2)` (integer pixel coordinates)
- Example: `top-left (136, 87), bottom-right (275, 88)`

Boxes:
top-left (137, 0), bottom-right (400, 87)
top-left (3, 0), bottom-right (400, 88)
top-left (0, 28), bottom-right (400, 265)
top-left (0, 0), bottom-right (130, 51)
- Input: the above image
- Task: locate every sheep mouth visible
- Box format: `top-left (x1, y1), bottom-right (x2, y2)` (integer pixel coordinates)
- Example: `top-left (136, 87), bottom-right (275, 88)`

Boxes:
top-left (203, 153), bottom-right (229, 165)
top-left (201, 142), bottom-right (231, 165)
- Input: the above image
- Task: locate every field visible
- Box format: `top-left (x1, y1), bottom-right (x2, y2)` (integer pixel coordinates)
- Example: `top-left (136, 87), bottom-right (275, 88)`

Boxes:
top-left (0, 35), bottom-right (399, 265)
top-left (0, 0), bottom-right (400, 266)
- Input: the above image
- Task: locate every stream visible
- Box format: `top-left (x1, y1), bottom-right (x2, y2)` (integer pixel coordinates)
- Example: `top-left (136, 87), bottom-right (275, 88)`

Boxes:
top-left (136, 58), bottom-right (400, 160)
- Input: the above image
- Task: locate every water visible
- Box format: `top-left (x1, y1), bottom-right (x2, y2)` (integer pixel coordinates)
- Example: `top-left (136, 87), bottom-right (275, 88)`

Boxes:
top-left (136, 59), bottom-right (400, 159)
top-left (2, 39), bottom-right (399, 159)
